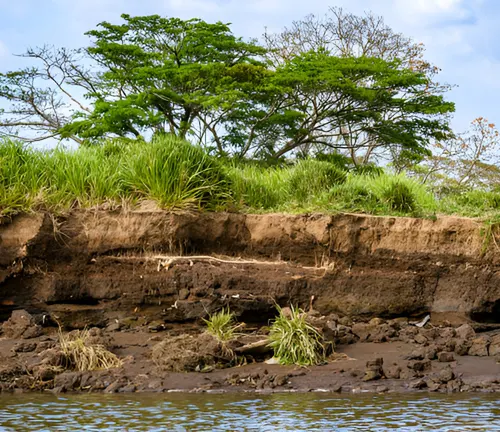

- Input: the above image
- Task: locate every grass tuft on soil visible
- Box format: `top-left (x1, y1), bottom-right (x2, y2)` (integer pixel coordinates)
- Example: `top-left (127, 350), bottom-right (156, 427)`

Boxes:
top-left (268, 305), bottom-right (326, 366)
top-left (203, 308), bottom-right (240, 342)
top-left (59, 328), bottom-right (122, 372)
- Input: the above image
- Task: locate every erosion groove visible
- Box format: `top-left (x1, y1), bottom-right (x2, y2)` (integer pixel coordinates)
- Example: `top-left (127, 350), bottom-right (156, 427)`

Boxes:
top-left (0, 211), bottom-right (499, 327)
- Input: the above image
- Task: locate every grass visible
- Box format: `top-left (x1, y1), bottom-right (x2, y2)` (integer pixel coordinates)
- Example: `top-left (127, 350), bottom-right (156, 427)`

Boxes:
top-left (1, 136), bottom-right (500, 221)
top-left (203, 308), bottom-right (240, 342)
top-left (59, 328), bottom-right (122, 372)
top-left (268, 305), bottom-right (326, 366)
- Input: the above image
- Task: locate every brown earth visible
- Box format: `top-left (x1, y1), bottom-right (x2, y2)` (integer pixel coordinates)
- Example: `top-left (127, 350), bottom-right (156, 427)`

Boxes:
top-left (0, 210), bottom-right (499, 394)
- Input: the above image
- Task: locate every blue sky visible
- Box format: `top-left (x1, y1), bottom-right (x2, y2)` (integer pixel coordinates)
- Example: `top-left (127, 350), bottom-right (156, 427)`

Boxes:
top-left (0, 0), bottom-right (498, 133)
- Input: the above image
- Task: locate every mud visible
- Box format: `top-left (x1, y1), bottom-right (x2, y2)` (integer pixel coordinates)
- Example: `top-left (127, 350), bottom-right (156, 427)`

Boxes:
top-left (0, 210), bottom-right (499, 394)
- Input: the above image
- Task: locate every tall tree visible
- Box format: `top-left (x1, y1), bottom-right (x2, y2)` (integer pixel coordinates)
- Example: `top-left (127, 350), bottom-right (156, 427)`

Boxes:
top-left (262, 7), bottom-right (452, 163)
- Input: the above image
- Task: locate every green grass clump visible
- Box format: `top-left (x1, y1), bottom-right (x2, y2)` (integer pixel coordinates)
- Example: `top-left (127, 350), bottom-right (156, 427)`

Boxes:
top-left (203, 308), bottom-right (240, 342)
top-left (288, 160), bottom-right (346, 203)
top-left (121, 137), bottom-right (231, 209)
top-left (268, 305), bottom-right (326, 366)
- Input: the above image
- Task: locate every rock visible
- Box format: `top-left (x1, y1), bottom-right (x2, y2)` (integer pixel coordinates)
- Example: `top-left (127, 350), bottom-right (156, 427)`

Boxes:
top-left (456, 324), bottom-right (475, 341)
top-left (12, 342), bottom-right (37, 353)
top-left (376, 385), bottom-right (389, 393)
top-left (118, 384), bottom-right (137, 393)
top-left (398, 326), bottom-right (419, 342)
top-left (438, 366), bottom-right (455, 383)
top-left (352, 322), bottom-right (396, 343)
top-left (407, 360), bottom-right (431, 373)
top-left (363, 358), bottom-right (384, 381)
top-left (409, 379), bottom-right (427, 389)
top-left (338, 316), bottom-right (353, 327)
top-left (274, 374), bottom-right (289, 387)
top-left (426, 380), bottom-right (441, 392)
top-left (437, 352), bottom-right (455, 363)
top-left (414, 334), bottom-right (428, 345)
top-left (54, 372), bottom-right (81, 391)
top-left (369, 318), bottom-right (385, 326)
top-left (468, 336), bottom-right (490, 357)
top-left (425, 345), bottom-right (438, 360)
top-left (454, 339), bottom-right (472, 356)
top-left (106, 321), bottom-right (121, 332)
top-left (488, 334), bottom-right (500, 357)
top-left (444, 339), bottom-right (457, 352)
top-left (2, 310), bottom-right (42, 339)
top-left (363, 369), bottom-right (382, 382)
top-left (385, 365), bottom-right (401, 380)
top-left (439, 327), bottom-right (456, 340)
top-left (420, 328), bottom-right (439, 341)
top-left (447, 379), bottom-right (462, 393)
top-left (105, 380), bottom-right (125, 393)
top-left (33, 365), bottom-right (58, 382)
top-left (406, 347), bottom-right (426, 360)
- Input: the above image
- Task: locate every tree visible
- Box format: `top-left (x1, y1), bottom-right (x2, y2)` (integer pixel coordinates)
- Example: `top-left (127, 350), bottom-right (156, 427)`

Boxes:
top-left (224, 51), bottom-right (454, 161)
top-left (262, 7), bottom-right (452, 163)
top-left (0, 46), bottom-right (93, 144)
top-left (415, 118), bottom-right (500, 190)
top-left (60, 14), bottom-right (266, 148)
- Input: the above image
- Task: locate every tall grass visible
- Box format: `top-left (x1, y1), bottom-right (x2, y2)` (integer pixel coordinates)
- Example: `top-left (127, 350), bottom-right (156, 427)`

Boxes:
top-left (268, 305), bottom-right (326, 366)
top-left (203, 308), bottom-right (240, 342)
top-left (1, 137), bottom-right (498, 220)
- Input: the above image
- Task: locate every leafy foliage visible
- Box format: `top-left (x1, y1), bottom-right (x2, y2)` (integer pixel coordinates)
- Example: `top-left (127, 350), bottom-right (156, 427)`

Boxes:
top-left (268, 305), bottom-right (326, 366)
top-left (203, 308), bottom-right (240, 342)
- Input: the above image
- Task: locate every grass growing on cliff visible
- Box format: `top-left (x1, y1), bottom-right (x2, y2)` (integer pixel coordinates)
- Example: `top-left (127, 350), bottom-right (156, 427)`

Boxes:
top-left (2, 136), bottom-right (500, 220)
top-left (268, 305), bottom-right (326, 366)
top-left (203, 308), bottom-right (240, 342)
top-left (59, 329), bottom-right (122, 371)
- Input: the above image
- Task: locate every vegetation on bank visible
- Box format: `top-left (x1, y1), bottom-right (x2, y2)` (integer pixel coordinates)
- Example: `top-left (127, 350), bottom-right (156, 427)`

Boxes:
top-left (1, 135), bottom-right (500, 220)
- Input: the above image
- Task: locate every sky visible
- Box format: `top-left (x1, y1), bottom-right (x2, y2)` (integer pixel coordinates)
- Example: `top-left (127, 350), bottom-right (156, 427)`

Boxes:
top-left (0, 0), bottom-right (499, 133)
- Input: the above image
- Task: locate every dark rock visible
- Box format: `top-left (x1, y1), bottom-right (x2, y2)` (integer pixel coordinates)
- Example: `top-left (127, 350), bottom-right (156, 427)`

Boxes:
top-left (409, 379), bottom-right (427, 389)
top-left (178, 288), bottom-right (190, 300)
top-left (105, 380), bottom-right (125, 393)
top-left (363, 358), bottom-right (384, 381)
top-left (437, 352), bottom-right (455, 363)
top-left (274, 374), bottom-right (289, 387)
top-left (54, 372), bottom-right (81, 391)
top-left (398, 326), bottom-right (419, 342)
top-left (118, 384), bottom-right (137, 393)
top-left (468, 336), bottom-right (490, 357)
top-left (406, 348), bottom-right (426, 360)
top-left (2, 310), bottom-right (42, 339)
top-left (425, 345), bottom-right (438, 360)
top-left (385, 365), bottom-right (401, 380)
top-left (438, 366), bottom-right (455, 383)
top-left (447, 379), bottom-right (462, 393)
top-left (12, 342), bottom-right (37, 353)
top-left (407, 360), bottom-right (431, 373)
top-left (454, 339), bottom-right (472, 356)
top-left (426, 380), bottom-right (441, 392)
top-left (33, 366), bottom-right (58, 382)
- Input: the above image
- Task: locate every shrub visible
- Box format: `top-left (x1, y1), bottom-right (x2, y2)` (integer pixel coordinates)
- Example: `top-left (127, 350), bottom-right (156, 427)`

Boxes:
top-left (380, 179), bottom-right (416, 212)
top-left (268, 305), bottom-right (326, 366)
top-left (203, 308), bottom-right (240, 342)
top-left (59, 329), bottom-right (122, 371)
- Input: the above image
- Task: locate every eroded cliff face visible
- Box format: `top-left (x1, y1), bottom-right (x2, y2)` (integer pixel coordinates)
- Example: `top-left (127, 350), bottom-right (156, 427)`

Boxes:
top-left (0, 211), bottom-right (499, 328)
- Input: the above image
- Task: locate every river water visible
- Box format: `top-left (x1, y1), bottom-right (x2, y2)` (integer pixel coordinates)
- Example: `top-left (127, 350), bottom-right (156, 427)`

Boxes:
top-left (0, 393), bottom-right (499, 431)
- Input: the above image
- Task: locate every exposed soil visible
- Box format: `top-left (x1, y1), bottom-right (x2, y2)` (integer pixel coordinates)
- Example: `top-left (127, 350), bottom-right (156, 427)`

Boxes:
top-left (0, 210), bottom-right (499, 394)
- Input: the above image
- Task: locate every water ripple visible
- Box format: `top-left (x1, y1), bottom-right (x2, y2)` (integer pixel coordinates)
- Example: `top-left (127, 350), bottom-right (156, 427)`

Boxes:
top-left (0, 393), bottom-right (499, 431)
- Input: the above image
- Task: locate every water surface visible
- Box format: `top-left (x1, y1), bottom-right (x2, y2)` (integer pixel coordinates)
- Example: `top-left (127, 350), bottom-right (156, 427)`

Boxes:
top-left (0, 393), bottom-right (499, 431)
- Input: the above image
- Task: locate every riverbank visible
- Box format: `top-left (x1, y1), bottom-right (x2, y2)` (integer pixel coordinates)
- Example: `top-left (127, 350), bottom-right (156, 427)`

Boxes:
top-left (0, 210), bottom-right (499, 394)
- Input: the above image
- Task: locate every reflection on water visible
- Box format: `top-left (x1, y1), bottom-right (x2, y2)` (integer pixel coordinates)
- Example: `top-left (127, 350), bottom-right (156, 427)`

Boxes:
top-left (0, 393), bottom-right (499, 431)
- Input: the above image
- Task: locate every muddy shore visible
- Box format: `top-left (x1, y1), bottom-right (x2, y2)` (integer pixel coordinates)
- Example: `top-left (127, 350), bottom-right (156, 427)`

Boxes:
top-left (0, 211), bottom-right (499, 394)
